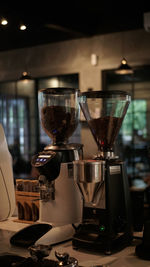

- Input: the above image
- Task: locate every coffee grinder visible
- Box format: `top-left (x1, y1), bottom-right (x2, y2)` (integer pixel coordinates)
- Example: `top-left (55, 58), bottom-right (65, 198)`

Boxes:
top-left (72, 90), bottom-right (133, 254)
top-left (31, 87), bottom-right (83, 245)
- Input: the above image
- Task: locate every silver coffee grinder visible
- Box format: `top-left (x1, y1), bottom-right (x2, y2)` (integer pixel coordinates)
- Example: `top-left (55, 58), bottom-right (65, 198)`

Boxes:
top-left (72, 90), bottom-right (133, 254)
top-left (31, 87), bottom-right (83, 245)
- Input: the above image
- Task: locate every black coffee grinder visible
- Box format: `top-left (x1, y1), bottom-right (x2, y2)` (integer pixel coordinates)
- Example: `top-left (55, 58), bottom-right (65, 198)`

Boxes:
top-left (72, 90), bottom-right (133, 254)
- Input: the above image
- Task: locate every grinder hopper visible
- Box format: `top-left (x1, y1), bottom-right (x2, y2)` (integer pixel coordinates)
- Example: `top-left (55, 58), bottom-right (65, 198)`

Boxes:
top-left (79, 90), bottom-right (131, 155)
top-left (38, 87), bottom-right (80, 146)
top-left (73, 90), bottom-right (131, 206)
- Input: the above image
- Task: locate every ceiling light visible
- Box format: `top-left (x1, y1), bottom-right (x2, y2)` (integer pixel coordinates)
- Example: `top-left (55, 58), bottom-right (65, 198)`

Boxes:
top-left (115, 58), bottom-right (133, 75)
top-left (20, 71), bottom-right (32, 81)
top-left (20, 24), bottom-right (27, 31)
top-left (1, 18), bottom-right (8, 25)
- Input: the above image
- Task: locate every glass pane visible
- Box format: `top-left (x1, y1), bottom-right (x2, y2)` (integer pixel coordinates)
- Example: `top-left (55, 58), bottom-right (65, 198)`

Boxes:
top-left (0, 79), bottom-right (37, 178)
top-left (103, 66), bottom-right (150, 182)
top-left (37, 74), bottom-right (80, 146)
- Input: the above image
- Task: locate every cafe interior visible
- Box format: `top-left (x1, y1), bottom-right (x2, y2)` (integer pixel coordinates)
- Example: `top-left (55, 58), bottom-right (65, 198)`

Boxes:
top-left (1, 2), bottom-right (150, 266)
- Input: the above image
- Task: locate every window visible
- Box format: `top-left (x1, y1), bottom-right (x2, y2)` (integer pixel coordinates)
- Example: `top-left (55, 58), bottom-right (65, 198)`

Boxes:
top-left (121, 100), bottom-right (147, 141)
top-left (102, 66), bottom-right (150, 181)
top-left (0, 79), bottom-right (37, 177)
top-left (0, 96), bottom-right (28, 157)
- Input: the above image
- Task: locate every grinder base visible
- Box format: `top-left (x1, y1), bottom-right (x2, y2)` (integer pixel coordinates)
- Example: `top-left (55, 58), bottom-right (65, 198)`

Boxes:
top-left (72, 223), bottom-right (132, 255)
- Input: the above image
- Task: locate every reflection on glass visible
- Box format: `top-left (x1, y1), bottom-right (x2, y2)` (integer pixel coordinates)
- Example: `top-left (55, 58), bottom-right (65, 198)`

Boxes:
top-left (102, 66), bottom-right (150, 181)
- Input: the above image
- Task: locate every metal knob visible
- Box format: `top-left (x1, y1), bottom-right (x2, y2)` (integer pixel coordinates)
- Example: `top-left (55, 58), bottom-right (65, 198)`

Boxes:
top-left (55, 251), bottom-right (69, 265)
top-left (39, 175), bottom-right (47, 185)
top-left (55, 251), bottom-right (78, 267)
top-left (29, 244), bottom-right (52, 261)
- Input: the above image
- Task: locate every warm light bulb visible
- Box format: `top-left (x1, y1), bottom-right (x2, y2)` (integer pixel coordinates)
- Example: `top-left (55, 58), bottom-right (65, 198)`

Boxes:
top-left (20, 24), bottom-right (27, 30)
top-left (1, 18), bottom-right (8, 25)
top-left (19, 71), bottom-right (33, 82)
top-left (22, 71), bottom-right (28, 76)
top-left (121, 58), bottom-right (127, 65)
top-left (115, 57), bottom-right (134, 75)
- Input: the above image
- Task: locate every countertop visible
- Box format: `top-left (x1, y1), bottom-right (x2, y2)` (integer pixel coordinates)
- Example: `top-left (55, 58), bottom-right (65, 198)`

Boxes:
top-left (0, 217), bottom-right (150, 267)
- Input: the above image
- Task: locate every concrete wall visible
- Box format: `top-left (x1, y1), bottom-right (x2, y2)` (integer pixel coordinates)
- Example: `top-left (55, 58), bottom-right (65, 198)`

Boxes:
top-left (1, 29), bottom-right (150, 90)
